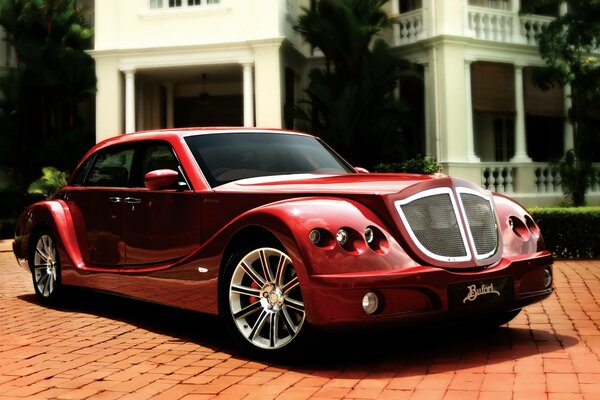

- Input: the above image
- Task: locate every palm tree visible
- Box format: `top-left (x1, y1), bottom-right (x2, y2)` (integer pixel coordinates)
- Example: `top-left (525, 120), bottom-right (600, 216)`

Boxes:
top-left (0, 0), bottom-right (96, 180)
top-left (294, 0), bottom-right (414, 168)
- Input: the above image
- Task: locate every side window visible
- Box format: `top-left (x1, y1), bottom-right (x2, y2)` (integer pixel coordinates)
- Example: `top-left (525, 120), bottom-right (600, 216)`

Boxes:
top-left (133, 143), bottom-right (188, 189)
top-left (141, 144), bottom-right (180, 177)
top-left (85, 147), bottom-right (135, 187)
top-left (70, 155), bottom-right (95, 187)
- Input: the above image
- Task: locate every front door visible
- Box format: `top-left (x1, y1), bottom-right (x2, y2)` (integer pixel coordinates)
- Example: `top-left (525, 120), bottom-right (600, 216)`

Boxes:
top-left (122, 142), bottom-right (202, 266)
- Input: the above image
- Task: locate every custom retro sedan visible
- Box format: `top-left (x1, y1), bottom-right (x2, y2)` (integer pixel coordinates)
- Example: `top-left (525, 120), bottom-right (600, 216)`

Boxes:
top-left (13, 128), bottom-right (553, 357)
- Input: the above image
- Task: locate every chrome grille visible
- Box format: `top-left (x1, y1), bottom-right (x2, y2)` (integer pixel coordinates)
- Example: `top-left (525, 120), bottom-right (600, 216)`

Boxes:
top-left (395, 187), bottom-right (498, 263)
top-left (398, 192), bottom-right (468, 260)
top-left (460, 192), bottom-right (498, 258)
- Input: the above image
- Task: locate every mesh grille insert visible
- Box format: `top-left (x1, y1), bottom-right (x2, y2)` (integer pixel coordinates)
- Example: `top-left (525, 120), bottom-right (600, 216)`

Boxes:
top-left (460, 193), bottom-right (498, 257)
top-left (399, 193), bottom-right (467, 258)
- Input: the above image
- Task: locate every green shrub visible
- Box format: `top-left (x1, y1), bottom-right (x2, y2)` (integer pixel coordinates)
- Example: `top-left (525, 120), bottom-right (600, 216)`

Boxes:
top-left (27, 167), bottom-right (69, 200)
top-left (374, 156), bottom-right (441, 174)
top-left (529, 206), bottom-right (600, 259)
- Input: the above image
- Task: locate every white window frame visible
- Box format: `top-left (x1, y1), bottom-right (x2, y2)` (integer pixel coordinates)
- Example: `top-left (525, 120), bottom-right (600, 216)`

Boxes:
top-left (149, 0), bottom-right (221, 10)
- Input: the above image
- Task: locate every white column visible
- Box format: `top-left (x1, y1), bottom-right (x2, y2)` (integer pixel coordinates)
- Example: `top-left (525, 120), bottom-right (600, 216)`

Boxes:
top-left (512, 0), bottom-right (525, 43)
top-left (164, 83), bottom-right (175, 129)
top-left (563, 83), bottom-right (574, 152)
top-left (136, 82), bottom-right (145, 131)
top-left (124, 69), bottom-right (136, 133)
top-left (423, 62), bottom-right (433, 156)
top-left (391, 0), bottom-right (401, 46)
top-left (465, 60), bottom-right (480, 162)
top-left (242, 63), bottom-right (255, 127)
top-left (511, 65), bottom-right (532, 162)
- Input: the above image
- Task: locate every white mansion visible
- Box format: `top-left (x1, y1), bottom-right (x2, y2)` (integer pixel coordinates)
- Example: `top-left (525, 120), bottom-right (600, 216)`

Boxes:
top-left (5, 0), bottom-right (600, 206)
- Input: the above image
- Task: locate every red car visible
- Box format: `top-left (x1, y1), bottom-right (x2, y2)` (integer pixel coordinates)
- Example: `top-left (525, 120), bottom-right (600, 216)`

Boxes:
top-left (13, 128), bottom-right (553, 358)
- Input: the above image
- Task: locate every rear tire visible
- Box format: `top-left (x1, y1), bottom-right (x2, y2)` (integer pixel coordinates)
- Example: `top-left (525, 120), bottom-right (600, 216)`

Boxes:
top-left (30, 231), bottom-right (62, 305)
top-left (220, 243), bottom-right (310, 360)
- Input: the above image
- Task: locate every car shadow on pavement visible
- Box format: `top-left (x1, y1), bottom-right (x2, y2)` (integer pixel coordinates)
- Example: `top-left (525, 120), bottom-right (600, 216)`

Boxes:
top-left (18, 288), bottom-right (578, 374)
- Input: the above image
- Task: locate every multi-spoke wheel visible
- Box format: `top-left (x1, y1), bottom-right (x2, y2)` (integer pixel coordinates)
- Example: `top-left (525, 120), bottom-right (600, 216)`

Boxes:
top-left (30, 231), bottom-right (62, 304)
top-left (222, 245), bottom-right (308, 358)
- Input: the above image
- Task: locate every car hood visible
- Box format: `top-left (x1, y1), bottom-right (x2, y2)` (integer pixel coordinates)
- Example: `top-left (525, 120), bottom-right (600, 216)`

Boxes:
top-left (215, 172), bottom-right (502, 270)
top-left (214, 173), bottom-right (441, 195)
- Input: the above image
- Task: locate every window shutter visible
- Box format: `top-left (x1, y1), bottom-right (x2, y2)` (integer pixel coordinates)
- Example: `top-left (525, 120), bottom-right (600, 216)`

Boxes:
top-left (471, 62), bottom-right (516, 113)
top-left (524, 67), bottom-right (564, 117)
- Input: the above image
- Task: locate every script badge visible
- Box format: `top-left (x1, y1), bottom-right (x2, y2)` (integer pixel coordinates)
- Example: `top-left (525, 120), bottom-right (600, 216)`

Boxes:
top-left (463, 282), bottom-right (501, 304)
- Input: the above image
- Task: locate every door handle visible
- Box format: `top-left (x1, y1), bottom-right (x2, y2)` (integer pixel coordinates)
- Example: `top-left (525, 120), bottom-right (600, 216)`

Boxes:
top-left (125, 197), bottom-right (141, 204)
top-left (108, 197), bottom-right (123, 203)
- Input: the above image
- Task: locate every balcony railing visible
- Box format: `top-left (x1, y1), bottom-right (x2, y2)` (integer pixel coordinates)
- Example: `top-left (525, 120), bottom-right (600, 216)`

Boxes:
top-left (480, 163), bottom-right (600, 195)
top-left (394, 6), bottom-right (554, 47)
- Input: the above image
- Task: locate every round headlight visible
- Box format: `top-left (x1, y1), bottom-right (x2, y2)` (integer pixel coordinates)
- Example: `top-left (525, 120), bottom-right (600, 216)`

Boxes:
top-left (336, 229), bottom-right (349, 246)
top-left (364, 227), bottom-right (374, 244)
top-left (362, 292), bottom-right (379, 315)
top-left (308, 229), bottom-right (321, 244)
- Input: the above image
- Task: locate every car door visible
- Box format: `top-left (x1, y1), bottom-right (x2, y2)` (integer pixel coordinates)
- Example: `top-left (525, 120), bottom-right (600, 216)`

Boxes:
top-left (122, 142), bottom-right (202, 266)
top-left (67, 145), bottom-right (135, 266)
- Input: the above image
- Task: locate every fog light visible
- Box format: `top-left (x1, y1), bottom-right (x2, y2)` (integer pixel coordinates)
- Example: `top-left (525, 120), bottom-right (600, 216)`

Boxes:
top-left (364, 227), bottom-right (374, 244)
top-left (362, 292), bottom-right (379, 315)
top-left (309, 229), bottom-right (321, 244)
top-left (543, 268), bottom-right (552, 288)
top-left (336, 229), bottom-right (349, 246)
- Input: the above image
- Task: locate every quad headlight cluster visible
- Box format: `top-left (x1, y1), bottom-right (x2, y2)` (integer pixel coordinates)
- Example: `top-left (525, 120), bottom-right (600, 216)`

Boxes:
top-left (508, 214), bottom-right (541, 241)
top-left (308, 226), bottom-right (387, 253)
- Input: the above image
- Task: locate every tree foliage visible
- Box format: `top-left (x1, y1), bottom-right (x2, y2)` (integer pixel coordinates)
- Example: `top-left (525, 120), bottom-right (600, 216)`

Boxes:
top-left (294, 0), bottom-right (414, 168)
top-left (521, 0), bottom-right (600, 205)
top-left (0, 0), bottom-right (96, 182)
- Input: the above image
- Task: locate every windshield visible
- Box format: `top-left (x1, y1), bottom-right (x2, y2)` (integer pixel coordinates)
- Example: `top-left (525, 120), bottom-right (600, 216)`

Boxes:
top-left (184, 132), bottom-right (354, 187)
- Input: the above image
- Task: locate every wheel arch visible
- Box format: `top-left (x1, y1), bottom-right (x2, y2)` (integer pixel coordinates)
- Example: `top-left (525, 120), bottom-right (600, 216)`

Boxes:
top-left (14, 200), bottom-right (84, 274)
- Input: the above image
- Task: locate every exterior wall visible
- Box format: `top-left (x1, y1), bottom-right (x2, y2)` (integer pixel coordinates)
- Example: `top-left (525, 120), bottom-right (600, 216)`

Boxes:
top-left (89, 0), bottom-right (600, 206)
top-left (91, 0), bottom-right (295, 142)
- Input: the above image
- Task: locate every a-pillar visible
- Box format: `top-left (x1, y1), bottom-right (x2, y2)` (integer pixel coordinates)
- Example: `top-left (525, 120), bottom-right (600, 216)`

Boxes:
top-left (164, 83), bottom-right (175, 129)
top-left (124, 69), bottom-right (136, 133)
top-left (465, 59), bottom-right (480, 162)
top-left (242, 63), bottom-right (255, 127)
top-left (510, 65), bottom-right (532, 162)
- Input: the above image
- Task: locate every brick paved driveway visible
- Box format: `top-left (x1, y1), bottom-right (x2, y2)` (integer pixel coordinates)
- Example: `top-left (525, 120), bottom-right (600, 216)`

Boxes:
top-left (1, 245), bottom-right (599, 400)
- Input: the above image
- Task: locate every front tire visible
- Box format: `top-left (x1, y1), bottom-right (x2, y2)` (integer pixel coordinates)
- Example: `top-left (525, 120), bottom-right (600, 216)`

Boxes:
top-left (30, 231), bottom-right (62, 304)
top-left (221, 245), bottom-right (309, 359)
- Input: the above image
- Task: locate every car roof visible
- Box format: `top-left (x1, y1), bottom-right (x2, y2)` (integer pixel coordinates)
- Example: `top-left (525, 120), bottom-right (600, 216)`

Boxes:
top-left (96, 127), bottom-right (314, 147)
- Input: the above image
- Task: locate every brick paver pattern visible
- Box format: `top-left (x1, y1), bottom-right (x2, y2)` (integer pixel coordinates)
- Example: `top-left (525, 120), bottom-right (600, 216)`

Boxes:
top-left (0, 250), bottom-right (599, 400)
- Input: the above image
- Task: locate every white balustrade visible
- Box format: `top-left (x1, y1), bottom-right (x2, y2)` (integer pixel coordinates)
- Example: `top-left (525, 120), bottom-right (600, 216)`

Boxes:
top-left (481, 165), bottom-right (515, 193)
top-left (468, 7), bottom-right (513, 42)
top-left (397, 9), bottom-right (424, 44)
top-left (520, 15), bottom-right (553, 46)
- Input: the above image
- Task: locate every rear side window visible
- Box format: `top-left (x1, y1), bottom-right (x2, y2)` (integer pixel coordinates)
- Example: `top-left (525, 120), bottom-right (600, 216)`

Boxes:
top-left (85, 147), bottom-right (135, 188)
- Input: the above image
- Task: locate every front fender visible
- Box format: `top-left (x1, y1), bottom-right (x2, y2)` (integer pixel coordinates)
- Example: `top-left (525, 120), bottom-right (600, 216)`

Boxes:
top-left (493, 194), bottom-right (546, 256)
top-left (13, 200), bottom-right (83, 273)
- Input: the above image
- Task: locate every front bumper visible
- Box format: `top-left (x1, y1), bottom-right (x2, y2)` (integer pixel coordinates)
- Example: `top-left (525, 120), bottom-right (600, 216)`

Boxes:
top-left (304, 251), bottom-right (553, 327)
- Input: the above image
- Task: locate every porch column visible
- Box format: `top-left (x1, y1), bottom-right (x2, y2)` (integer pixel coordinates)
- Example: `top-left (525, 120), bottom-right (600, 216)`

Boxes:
top-left (391, 0), bottom-right (400, 46)
top-left (465, 60), bottom-right (480, 162)
top-left (242, 62), bottom-right (255, 127)
top-left (511, 65), bottom-right (532, 162)
top-left (164, 83), bottom-right (175, 128)
top-left (124, 69), bottom-right (136, 133)
top-left (136, 82), bottom-right (145, 131)
top-left (512, 0), bottom-right (525, 44)
top-left (564, 83), bottom-right (574, 152)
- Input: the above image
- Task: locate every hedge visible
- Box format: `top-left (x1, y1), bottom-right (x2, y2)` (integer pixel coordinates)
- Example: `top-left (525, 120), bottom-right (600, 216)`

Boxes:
top-left (528, 207), bottom-right (600, 259)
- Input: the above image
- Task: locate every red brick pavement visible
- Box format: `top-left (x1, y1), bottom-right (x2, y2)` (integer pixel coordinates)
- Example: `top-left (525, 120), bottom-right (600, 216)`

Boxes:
top-left (1, 246), bottom-right (599, 400)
